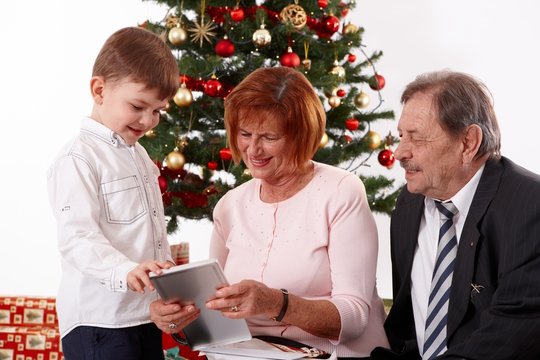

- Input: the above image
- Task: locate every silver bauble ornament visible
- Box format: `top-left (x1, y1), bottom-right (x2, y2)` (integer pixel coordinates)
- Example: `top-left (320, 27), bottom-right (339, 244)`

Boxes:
top-left (252, 24), bottom-right (271, 47)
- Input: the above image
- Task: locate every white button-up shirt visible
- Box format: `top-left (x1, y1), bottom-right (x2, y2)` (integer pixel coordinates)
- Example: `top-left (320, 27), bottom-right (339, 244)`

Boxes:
top-left (47, 117), bottom-right (172, 337)
top-left (411, 165), bottom-right (484, 353)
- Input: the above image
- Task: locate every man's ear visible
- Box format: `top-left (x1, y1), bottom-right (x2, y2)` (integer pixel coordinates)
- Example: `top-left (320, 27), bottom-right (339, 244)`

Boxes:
top-left (462, 124), bottom-right (483, 164)
top-left (90, 76), bottom-right (105, 105)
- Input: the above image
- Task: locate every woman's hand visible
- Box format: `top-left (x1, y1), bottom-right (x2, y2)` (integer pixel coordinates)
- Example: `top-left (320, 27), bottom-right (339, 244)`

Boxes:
top-left (205, 279), bottom-right (282, 319)
top-left (150, 299), bottom-right (200, 334)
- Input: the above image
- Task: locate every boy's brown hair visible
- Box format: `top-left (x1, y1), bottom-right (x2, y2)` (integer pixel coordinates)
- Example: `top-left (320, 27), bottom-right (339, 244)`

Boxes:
top-left (92, 27), bottom-right (179, 100)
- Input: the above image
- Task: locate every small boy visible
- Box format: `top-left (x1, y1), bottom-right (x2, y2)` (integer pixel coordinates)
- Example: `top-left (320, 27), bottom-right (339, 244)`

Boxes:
top-left (47, 27), bottom-right (179, 359)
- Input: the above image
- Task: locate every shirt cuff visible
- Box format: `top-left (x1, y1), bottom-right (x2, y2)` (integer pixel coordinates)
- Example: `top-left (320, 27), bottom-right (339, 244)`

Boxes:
top-left (111, 261), bottom-right (138, 292)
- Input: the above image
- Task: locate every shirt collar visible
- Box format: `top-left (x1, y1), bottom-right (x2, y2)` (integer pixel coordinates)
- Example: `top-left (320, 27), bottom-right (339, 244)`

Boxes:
top-left (80, 117), bottom-right (129, 147)
top-left (425, 164), bottom-right (485, 217)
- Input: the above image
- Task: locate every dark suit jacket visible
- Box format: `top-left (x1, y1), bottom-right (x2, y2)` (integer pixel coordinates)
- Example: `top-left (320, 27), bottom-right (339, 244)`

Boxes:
top-left (372, 157), bottom-right (540, 360)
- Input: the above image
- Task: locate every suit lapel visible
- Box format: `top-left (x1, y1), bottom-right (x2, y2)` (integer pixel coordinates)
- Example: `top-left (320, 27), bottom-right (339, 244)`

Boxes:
top-left (447, 158), bottom-right (504, 337)
top-left (393, 193), bottom-right (425, 300)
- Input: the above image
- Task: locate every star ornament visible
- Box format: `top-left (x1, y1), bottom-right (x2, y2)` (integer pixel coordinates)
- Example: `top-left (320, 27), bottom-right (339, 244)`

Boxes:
top-left (188, 17), bottom-right (217, 47)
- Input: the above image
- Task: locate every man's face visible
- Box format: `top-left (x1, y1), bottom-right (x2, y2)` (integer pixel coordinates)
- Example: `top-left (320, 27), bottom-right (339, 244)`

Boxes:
top-left (394, 92), bottom-right (464, 200)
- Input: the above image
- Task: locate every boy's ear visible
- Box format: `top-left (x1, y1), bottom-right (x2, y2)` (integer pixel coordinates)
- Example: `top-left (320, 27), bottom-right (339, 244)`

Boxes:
top-left (90, 76), bottom-right (105, 105)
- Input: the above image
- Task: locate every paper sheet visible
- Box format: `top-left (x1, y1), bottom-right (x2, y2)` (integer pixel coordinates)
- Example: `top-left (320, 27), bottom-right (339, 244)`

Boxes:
top-left (201, 338), bottom-right (306, 359)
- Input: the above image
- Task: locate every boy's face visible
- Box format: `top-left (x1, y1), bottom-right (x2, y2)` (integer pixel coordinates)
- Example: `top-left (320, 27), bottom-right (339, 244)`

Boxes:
top-left (91, 77), bottom-right (168, 145)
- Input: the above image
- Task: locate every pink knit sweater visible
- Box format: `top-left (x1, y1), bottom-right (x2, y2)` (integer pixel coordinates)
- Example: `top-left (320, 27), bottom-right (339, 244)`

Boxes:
top-left (210, 162), bottom-right (389, 357)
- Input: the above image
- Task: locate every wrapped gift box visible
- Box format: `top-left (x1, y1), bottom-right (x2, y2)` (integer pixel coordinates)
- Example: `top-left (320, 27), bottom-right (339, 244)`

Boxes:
top-left (0, 297), bottom-right (58, 327)
top-left (0, 325), bottom-right (63, 360)
top-left (162, 333), bottom-right (201, 360)
top-left (171, 242), bottom-right (189, 266)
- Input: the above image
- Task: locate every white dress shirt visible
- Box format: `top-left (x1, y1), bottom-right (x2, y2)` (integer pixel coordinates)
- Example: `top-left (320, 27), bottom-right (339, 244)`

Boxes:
top-left (47, 117), bottom-right (172, 338)
top-left (410, 165), bottom-right (484, 353)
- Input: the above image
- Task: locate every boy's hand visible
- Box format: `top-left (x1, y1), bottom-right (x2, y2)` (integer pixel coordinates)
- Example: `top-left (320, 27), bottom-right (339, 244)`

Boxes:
top-left (127, 260), bottom-right (172, 293)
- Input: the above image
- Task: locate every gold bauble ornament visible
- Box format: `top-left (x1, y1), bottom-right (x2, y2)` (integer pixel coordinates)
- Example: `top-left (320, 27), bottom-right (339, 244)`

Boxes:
top-left (319, 132), bottom-right (329, 148)
top-left (166, 148), bottom-right (186, 170)
top-left (328, 95), bottom-right (341, 108)
top-left (280, 4), bottom-right (307, 30)
top-left (367, 130), bottom-right (382, 150)
top-left (173, 83), bottom-right (193, 107)
top-left (168, 26), bottom-right (188, 46)
top-left (354, 91), bottom-right (371, 109)
top-left (302, 58), bottom-right (312, 71)
top-left (242, 168), bottom-right (252, 177)
top-left (330, 60), bottom-right (346, 79)
top-left (252, 24), bottom-right (272, 47)
top-left (343, 23), bottom-right (359, 35)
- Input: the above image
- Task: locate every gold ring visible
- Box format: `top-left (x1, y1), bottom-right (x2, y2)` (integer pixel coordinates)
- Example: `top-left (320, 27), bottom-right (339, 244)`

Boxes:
top-left (230, 305), bottom-right (239, 312)
top-left (168, 322), bottom-right (177, 329)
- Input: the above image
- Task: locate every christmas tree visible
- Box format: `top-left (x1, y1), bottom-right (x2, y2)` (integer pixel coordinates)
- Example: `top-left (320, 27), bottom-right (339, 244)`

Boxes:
top-left (139, 0), bottom-right (399, 234)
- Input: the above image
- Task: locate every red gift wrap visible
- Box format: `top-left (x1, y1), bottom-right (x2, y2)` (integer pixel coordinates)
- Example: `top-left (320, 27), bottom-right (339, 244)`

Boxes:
top-left (0, 296), bottom-right (63, 360)
top-left (0, 325), bottom-right (63, 360)
top-left (0, 297), bottom-right (58, 328)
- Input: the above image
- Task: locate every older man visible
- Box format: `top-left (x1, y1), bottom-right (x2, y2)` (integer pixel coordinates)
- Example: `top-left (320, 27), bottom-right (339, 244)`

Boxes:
top-left (372, 70), bottom-right (540, 360)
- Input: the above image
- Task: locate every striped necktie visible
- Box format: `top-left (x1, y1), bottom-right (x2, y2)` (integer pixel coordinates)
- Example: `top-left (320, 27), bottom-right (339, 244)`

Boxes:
top-left (423, 200), bottom-right (459, 360)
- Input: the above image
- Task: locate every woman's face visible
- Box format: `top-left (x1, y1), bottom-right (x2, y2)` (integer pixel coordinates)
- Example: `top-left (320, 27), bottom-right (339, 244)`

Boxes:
top-left (236, 117), bottom-right (290, 183)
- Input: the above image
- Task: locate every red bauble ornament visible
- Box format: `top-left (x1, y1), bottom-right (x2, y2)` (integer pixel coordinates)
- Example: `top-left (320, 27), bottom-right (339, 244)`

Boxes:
top-left (369, 74), bottom-right (386, 90)
top-left (280, 47), bottom-right (301, 68)
top-left (204, 77), bottom-right (223, 97)
top-left (219, 148), bottom-right (233, 161)
top-left (321, 15), bottom-right (340, 34)
top-left (343, 135), bottom-right (352, 144)
top-left (158, 176), bottom-right (168, 193)
top-left (318, 0), bottom-right (328, 8)
top-left (219, 82), bottom-right (234, 98)
top-left (193, 77), bottom-right (206, 92)
top-left (378, 148), bottom-right (395, 168)
top-left (307, 17), bottom-right (319, 30)
top-left (340, 2), bottom-right (350, 17)
top-left (345, 118), bottom-right (359, 131)
top-left (230, 7), bottom-right (245, 22)
top-left (336, 89), bottom-right (346, 97)
top-left (207, 160), bottom-right (218, 170)
top-left (347, 53), bottom-right (357, 63)
top-left (215, 37), bottom-right (235, 57)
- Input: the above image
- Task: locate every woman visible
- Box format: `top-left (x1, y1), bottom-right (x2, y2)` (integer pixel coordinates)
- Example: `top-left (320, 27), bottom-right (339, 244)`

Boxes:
top-left (151, 67), bottom-right (388, 359)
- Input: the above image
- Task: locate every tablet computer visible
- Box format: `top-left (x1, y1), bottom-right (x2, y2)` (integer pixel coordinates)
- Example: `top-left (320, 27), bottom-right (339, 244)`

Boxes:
top-left (149, 258), bottom-right (252, 351)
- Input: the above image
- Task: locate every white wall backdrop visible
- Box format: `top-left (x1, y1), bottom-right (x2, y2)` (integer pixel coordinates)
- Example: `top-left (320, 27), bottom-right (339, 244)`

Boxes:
top-left (1, 0), bottom-right (538, 299)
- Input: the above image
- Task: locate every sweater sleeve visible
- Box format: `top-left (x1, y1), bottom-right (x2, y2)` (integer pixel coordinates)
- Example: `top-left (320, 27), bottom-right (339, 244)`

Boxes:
top-left (209, 195), bottom-right (230, 268)
top-left (326, 173), bottom-right (379, 343)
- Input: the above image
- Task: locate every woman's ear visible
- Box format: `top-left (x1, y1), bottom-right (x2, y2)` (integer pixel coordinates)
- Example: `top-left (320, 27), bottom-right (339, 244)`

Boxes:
top-left (462, 124), bottom-right (483, 164)
top-left (90, 76), bottom-right (105, 105)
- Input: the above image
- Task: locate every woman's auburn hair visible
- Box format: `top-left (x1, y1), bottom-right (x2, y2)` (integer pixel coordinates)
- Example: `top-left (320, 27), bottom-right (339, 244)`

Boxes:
top-left (224, 67), bottom-right (326, 167)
